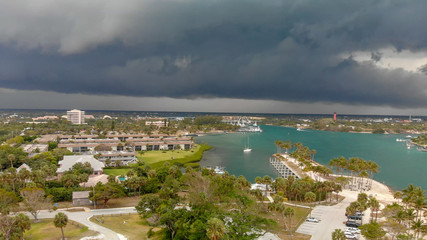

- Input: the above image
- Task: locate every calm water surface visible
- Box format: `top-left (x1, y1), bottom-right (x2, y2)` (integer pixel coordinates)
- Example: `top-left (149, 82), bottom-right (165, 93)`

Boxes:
top-left (196, 125), bottom-right (427, 190)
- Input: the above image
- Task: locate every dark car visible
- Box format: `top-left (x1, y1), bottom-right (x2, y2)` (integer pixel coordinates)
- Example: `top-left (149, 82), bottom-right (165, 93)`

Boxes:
top-left (346, 221), bottom-right (360, 228)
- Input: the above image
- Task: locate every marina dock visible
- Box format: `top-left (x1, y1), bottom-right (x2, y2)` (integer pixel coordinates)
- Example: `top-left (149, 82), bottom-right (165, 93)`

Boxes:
top-left (269, 154), bottom-right (306, 179)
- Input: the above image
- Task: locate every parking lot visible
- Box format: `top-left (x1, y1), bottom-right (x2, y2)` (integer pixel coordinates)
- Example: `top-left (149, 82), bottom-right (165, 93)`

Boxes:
top-left (296, 195), bottom-right (367, 240)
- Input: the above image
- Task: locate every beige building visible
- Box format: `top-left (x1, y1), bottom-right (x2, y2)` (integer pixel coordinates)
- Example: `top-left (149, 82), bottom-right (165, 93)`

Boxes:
top-left (145, 120), bottom-right (168, 127)
top-left (67, 109), bottom-right (85, 125)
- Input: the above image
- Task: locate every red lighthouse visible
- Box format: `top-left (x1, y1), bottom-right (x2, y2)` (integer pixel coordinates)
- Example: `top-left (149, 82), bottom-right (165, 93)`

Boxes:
top-left (333, 112), bottom-right (337, 121)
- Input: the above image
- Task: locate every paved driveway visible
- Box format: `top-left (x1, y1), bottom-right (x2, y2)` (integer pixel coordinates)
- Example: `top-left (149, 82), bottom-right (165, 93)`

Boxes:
top-left (31, 207), bottom-right (137, 240)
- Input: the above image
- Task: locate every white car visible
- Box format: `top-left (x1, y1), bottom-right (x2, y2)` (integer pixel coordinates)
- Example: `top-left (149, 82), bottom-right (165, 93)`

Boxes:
top-left (346, 227), bottom-right (361, 234)
top-left (306, 217), bottom-right (319, 223)
top-left (345, 233), bottom-right (358, 240)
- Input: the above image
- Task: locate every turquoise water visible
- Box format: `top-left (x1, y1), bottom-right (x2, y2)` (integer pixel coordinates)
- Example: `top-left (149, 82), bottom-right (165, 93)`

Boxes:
top-left (196, 125), bottom-right (427, 190)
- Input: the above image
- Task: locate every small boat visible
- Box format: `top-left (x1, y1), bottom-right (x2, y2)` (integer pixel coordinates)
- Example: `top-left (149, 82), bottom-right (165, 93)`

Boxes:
top-left (297, 128), bottom-right (303, 131)
top-left (405, 135), bottom-right (413, 139)
top-left (417, 147), bottom-right (427, 152)
top-left (243, 136), bottom-right (252, 152)
top-left (396, 138), bottom-right (405, 142)
top-left (214, 166), bottom-right (225, 175)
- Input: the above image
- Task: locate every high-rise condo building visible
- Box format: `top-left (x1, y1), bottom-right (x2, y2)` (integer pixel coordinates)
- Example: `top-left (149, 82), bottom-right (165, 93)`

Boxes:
top-left (67, 109), bottom-right (85, 125)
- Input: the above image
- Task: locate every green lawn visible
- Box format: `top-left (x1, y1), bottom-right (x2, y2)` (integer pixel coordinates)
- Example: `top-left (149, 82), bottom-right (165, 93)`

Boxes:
top-left (24, 219), bottom-right (97, 240)
top-left (261, 205), bottom-right (311, 240)
top-left (140, 144), bottom-right (212, 168)
top-left (141, 145), bottom-right (201, 164)
top-left (90, 214), bottom-right (163, 240)
top-left (103, 168), bottom-right (132, 176)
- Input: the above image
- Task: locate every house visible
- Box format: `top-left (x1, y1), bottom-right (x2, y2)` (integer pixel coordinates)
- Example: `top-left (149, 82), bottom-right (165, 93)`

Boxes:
top-left (96, 151), bottom-right (138, 166)
top-left (72, 191), bottom-right (92, 206)
top-left (32, 116), bottom-right (58, 121)
top-left (57, 155), bottom-right (105, 177)
top-left (17, 163), bottom-right (32, 173)
top-left (21, 144), bottom-right (49, 157)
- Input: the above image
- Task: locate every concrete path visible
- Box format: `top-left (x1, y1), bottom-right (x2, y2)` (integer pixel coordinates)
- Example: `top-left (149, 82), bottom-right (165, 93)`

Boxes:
top-left (30, 207), bottom-right (137, 240)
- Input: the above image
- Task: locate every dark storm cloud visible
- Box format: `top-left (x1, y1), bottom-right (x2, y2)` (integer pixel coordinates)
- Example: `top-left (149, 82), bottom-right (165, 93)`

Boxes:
top-left (371, 52), bottom-right (382, 62)
top-left (419, 64), bottom-right (427, 75)
top-left (1, 0), bottom-right (427, 108)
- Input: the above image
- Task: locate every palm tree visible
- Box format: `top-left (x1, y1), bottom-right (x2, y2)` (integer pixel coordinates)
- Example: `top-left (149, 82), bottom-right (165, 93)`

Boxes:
top-left (393, 210), bottom-right (406, 225)
top-left (7, 154), bottom-right (15, 168)
top-left (311, 149), bottom-right (317, 161)
top-left (367, 161), bottom-right (379, 188)
top-left (54, 212), bottom-right (68, 240)
top-left (305, 192), bottom-right (316, 217)
top-left (284, 207), bottom-right (295, 240)
top-left (411, 219), bottom-right (424, 239)
top-left (262, 175), bottom-right (272, 196)
top-left (369, 197), bottom-right (380, 222)
top-left (331, 229), bottom-right (346, 240)
top-left (332, 183), bottom-right (342, 202)
top-left (237, 175), bottom-right (250, 191)
top-left (413, 195), bottom-right (426, 220)
top-left (273, 177), bottom-right (288, 194)
top-left (337, 156), bottom-right (348, 177)
top-left (402, 184), bottom-right (416, 209)
top-left (393, 191), bottom-right (403, 204)
top-left (206, 218), bottom-right (226, 240)
top-left (328, 158), bottom-right (339, 174)
top-left (283, 140), bottom-right (292, 154)
top-left (255, 176), bottom-right (262, 184)
top-left (275, 140), bottom-right (284, 153)
top-left (359, 171), bottom-right (369, 191)
top-left (405, 208), bottom-right (416, 229)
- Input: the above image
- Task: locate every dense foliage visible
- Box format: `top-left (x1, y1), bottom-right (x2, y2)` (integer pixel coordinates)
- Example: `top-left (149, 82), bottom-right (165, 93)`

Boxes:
top-left (136, 167), bottom-right (277, 240)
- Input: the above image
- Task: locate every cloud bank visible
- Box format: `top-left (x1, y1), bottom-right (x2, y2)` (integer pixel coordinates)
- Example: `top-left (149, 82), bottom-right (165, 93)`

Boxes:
top-left (1, 0), bottom-right (427, 109)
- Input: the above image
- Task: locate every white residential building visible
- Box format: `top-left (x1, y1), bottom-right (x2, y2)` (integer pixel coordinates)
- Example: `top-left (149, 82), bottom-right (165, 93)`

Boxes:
top-left (57, 155), bottom-right (104, 177)
top-left (67, 109), bottom-right (85, 125)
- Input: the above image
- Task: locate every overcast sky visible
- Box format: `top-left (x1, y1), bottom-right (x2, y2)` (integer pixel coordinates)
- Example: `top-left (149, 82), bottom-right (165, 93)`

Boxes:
top-left (1, 0), bottom-right (427, 115)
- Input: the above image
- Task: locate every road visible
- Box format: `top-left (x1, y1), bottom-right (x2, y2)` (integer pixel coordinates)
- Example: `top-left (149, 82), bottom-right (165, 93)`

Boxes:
top-left (30, 207), bottom-right (137, 240)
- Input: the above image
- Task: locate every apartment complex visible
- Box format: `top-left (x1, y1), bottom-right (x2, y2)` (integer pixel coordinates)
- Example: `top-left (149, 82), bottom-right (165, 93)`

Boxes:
top-left (67, 109), bottom-right (85, 125)
top-left (35, 132), bottom-right (194, 166)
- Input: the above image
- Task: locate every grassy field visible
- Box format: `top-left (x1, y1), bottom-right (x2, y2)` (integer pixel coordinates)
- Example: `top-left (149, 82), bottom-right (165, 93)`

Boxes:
top-left (90, 214), bottom-right (163, 240)
top-left (141, 144), bottom-right (212, 168)
top-left (100, 196), bottom-right (141, 208)
top-left (24, 219), bottom-right (97, 240)
top-left (90, 207), bottom-right (310, 240)
top-left (141, 144), bottom-right (202, 165)
top-left (103, 168), bottom-right (132, 176)
top-left (262, 205), bottom-right (311, 240)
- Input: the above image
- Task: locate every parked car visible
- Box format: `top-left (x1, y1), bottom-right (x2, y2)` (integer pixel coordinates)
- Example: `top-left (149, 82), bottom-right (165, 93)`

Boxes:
top-left (348, 215), bottom-right (362, 220)
top-left (306, 217), bottom-right (320, 223)
top-left (345, 233), bottom-right (358, 240)
top-left (346, 221), bottom-right (361, 228)
top-left (346, 227), bottom-right (361, 234)
top-left (345, 212), bottom-right (363, 217)
top-left (356, 211), bottom-right (364, 216)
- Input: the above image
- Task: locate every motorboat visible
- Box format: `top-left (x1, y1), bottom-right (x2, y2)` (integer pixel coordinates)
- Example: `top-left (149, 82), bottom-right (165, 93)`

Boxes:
top-left (243, 136), bottom-right (252, 152)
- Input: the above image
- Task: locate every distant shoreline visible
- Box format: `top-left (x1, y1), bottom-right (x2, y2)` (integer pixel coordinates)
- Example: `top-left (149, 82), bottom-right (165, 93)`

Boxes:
top-left (276, 124), bottom-right (425, 135)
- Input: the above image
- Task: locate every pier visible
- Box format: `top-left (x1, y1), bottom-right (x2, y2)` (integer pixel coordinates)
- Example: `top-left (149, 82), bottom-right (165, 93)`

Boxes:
top-left (269, 154), bottom-right (305, 179)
